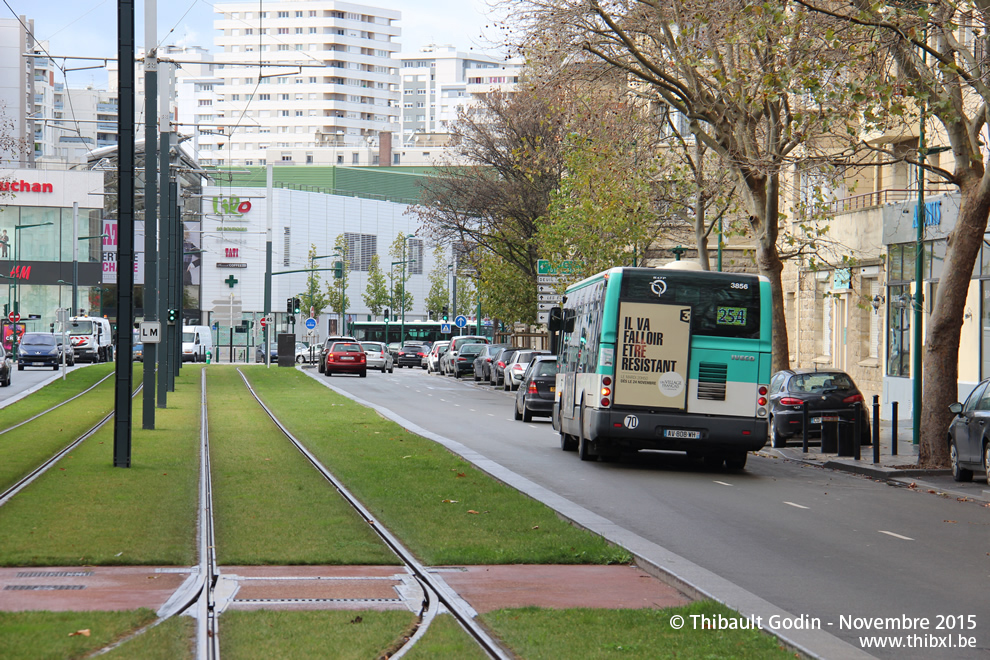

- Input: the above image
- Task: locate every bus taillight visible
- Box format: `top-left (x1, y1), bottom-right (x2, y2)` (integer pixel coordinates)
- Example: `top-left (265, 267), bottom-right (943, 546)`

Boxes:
top-left (601, 398), bottom-right (610, 407)
top-left (601, 386), bottom-right (611, 397)
top-left (756, 384), bottom-right (769, 417)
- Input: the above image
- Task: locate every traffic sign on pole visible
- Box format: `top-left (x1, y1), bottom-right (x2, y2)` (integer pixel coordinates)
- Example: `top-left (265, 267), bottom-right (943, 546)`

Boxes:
top-left (305, 317), bottom-right (317, 330)
top-left (259, 317), bottom-right (268, 328)
top-left (7, 311), bottom-right (19, 324)
top-left (440, 323), bottom-right (451, 334)
top-left (454, 315), bottom-right (468, 328)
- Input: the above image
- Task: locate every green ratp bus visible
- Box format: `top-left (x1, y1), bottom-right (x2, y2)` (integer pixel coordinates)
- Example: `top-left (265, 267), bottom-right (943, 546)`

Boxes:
top-left (553, 263), bottom-right (772, 469)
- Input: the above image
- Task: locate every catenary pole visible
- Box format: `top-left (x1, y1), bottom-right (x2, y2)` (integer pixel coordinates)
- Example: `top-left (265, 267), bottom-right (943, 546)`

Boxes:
top-left (142, 0), bottom-right (158, 428)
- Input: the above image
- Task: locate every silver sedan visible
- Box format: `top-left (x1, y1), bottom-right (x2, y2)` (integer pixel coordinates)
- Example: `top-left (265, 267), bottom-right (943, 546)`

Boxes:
top-left (362, 342), bottom-right (395, 373)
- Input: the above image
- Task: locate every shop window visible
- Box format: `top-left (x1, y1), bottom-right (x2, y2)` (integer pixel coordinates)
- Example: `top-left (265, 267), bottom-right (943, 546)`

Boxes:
top-left (887, 284), bottom-right (911, 377)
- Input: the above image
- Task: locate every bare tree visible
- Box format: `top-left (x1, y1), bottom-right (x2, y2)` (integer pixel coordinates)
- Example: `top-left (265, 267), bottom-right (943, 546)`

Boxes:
top-left (506, 0), bottom-right (872, 371)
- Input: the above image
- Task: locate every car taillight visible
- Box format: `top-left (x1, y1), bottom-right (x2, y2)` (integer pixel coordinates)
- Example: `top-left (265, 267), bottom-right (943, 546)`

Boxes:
top-left (497, 361), bottom-right (505, 368)
top-left (843, 393), bottom-right (864, 404)
top-left (418, 352), bottom-right (425, 357)
top-left (512, 364), bottom-right (522, 371)
top-left (780, 397), bottom-right (803, 406)
top-left (528, 382), bottom-right (538, 394)
top-left (327, 354), bottom-right (335, 362)
top-left (398, 351), bottom-right (405, 356)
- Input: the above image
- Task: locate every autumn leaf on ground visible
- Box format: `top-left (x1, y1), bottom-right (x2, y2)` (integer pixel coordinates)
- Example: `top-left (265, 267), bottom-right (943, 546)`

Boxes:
top-left (441, 499), bottom-right (459, 504)
top-left (455, 472), bottom-right (466, 478)
top-left (944, 520), bottom-right (957, 523)
top-left (467, 510), bottom-right (480, 514)
top-left (68, 629), bottom-right (91, 637)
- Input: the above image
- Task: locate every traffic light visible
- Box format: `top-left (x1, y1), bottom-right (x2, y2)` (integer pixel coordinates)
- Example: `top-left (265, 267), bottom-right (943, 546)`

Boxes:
top-left (333, 261), bottom-right (344, 279)
top-left (293, 297), bottom-right (301, 314)
top-left (442, 305), bottom-right (449, 322)
top-left (286, 297), bottom-right (293, 314)
top-left (168, 308), bottom-right (177, 323)
top-left (384, 308), bottom-right (389, 320)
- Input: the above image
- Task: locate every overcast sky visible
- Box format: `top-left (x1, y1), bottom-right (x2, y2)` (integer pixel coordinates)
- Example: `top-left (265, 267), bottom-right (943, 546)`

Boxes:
top-left (8, 0), bottom-right (508, 87)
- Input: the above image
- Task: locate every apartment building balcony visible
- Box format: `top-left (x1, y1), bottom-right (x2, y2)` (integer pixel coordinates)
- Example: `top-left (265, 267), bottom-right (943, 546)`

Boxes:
top-left (827, 188), bottom-right (956, 216)
top-left (97, 103), bottom-right (118, 113)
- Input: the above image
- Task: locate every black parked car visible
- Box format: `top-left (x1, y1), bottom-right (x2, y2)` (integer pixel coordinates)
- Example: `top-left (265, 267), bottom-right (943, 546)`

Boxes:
top-left (452, 343), bottom-right (486, 378)
top-left (768, 368), bottom-right (870, 448)
top-left (947, 379), bottom-right (990, 483)
top-left (18, 332), bottom-right (74, 371)
top-left (472, 344), bottom-right (507, 382)
top-left (514, 355), bottom-right (557, 422)
top-left (396, 342), bottom-right (429, 368)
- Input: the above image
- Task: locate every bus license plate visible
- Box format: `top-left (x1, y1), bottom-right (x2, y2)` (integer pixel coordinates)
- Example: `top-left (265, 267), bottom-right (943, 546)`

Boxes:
top-left (549, 386), bottom-right (555, 393)
top-left (811, 416), bottom-right (840, 424)
top-left (664, 429), bottom-right (701, 439)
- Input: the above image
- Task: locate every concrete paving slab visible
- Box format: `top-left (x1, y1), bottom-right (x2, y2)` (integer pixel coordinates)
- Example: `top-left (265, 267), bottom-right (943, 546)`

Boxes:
top-left (0, 566), bottom-right (192, 612)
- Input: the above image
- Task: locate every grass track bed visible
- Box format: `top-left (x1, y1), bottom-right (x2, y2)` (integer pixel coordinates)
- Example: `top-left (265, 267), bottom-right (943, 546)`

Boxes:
top-left (243, 367), bottom-right (630, 566)
top-left (0, 608), bottom-right (162, 660)
top-left (481, 602), bottom-right (796, 659)
top-left (207, 367), bottom-right (396, 566)
top-left (0, 366), bottom-right (200, 566)
top-left (218, 610), bottom-right (415, 660)
top-left (401, 613), bottom-right (489, 659)
top-left (0, 365), bottom-right (118, 493)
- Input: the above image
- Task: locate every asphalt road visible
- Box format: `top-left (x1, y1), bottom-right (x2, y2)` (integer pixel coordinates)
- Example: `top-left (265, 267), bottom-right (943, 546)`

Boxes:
top-left (0, 360), bottom-right (83, 406)
top-left (318, 365), bottom-right (989, 660)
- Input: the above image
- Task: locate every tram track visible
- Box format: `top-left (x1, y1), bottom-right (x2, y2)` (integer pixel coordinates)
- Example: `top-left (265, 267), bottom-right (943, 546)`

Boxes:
top-left (235, 367), bottom-right (511, 660)
top-left (0, 374), bottom-right (133, 508)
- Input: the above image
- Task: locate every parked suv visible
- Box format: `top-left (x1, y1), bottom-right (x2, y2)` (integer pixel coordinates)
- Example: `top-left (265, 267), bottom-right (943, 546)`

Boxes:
top-left (318, 335), bottom-right (358, 374)
top-left (396, 342), bottom-right (429, 368)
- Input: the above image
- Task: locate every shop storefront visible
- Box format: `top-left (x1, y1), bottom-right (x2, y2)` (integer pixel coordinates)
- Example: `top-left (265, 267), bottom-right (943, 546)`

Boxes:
top-left (0, 168), bottom-right (105, 336)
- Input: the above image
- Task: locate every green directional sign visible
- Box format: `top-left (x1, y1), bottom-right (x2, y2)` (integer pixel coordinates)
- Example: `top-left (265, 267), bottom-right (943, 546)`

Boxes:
top-left (537, 259), bottom-right (579, 276)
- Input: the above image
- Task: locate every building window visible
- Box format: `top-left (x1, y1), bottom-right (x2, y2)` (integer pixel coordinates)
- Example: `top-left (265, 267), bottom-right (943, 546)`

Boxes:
top-left (887, 283), bottom-right (911, 377)
top-left (283, 227), bottom-right (291, 266)
top-left (407, 238), bottom-right (424, 275)
top-left (343, 233), bottom-right (377, 271)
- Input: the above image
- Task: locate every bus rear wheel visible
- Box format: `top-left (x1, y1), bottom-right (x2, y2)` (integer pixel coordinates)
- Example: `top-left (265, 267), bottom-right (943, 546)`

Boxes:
top-left (578, 406), bottom-right (595, 462)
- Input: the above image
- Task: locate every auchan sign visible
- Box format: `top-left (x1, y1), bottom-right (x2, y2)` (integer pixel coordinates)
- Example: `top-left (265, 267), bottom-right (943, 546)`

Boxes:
top-left (0, 180), bottom-right (54, 193)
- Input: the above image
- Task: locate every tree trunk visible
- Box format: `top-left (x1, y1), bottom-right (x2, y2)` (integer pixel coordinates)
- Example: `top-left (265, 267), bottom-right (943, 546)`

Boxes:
top-left (919, 182), bottom-right (990, 467)
top-left (695, 193), bottom-right (711, 271)
top-left (740, 171), bottom-right (789, 373)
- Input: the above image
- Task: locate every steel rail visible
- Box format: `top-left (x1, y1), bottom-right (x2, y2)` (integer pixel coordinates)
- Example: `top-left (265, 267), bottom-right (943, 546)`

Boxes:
top-left (195, 368), bottom-right (220, 660)
top-left (0, 381), bottom-right (140, 508)
top-left (0, 371), bottom-right (114, 436)
top-left (236, 368), bottom-right (511, 660)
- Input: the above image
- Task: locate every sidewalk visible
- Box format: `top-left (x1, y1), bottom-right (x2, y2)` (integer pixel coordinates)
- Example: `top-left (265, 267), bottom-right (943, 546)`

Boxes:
top-left (772, 419), bottom-right (990, 503)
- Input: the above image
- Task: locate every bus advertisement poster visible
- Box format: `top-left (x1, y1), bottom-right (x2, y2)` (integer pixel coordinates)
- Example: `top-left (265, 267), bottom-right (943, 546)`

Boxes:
top-left (615, 302), bottom-right (691, 410)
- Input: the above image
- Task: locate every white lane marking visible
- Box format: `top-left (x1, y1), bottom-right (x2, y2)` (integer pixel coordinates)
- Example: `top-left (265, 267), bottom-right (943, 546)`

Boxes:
top-left (469, 409), bottom-right (476, 412)
top-left (784, 501), bottom-right (809, 509)
top-left (879, 530), bottom-right (914, 541)
top-left (713, 481), bottom-right (733, 487)
top-left (527, 424), bottom-right (538, 429)
top-left (488, 414), bottom-right (495, 417)
top-left (454, 404), bottom-right (461, 407)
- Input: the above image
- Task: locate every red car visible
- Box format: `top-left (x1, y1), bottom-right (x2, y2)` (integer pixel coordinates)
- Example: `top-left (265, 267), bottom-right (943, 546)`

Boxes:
top-left (324, 342), bottom-right (367, 377)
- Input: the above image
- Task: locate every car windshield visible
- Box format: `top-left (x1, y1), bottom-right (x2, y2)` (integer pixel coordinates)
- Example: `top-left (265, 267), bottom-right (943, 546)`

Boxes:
top-left (514, 351), bottom-right (534, 364)
top-left (68, 321), bottom-right (95, 336)
top-left (460, 344), bottom-right (484, 355)
top-left (535, 360), bottom-right (557, 377)
top-left (331, 343), bottom-right (362, 352)
top-left (790, 373), bottom-right (856, 392)
top-left (362, 343), bottom-right (382, 352)
top-left (22, 334), bottom-right (56, 346)
top-left (181, 332), bottom-right (195, 342)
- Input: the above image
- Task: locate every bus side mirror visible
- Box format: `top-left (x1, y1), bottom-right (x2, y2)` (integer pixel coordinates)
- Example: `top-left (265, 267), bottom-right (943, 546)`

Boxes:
top-left (564, 309), bottom-right (576, 333)
top-left (548, 307), bottom-right (563, 332)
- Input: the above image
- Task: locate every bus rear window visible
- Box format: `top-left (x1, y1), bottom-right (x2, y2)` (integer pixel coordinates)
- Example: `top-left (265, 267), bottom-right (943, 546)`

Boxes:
top-left (619, 270), bottom-right (761, 339)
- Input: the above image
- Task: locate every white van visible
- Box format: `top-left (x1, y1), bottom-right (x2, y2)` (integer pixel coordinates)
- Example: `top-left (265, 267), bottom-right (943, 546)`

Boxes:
top-left (68, 316), bottom-right (114, 363)
top-left (181, 325), bottom-right (213, 362)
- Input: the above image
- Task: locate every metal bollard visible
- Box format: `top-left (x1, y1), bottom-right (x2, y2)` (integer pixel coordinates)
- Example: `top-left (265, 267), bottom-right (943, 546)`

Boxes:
top-left (872, 395), bottom-right (880, 464)
top-left (852, 402), bottom-right (861, 461)
top-left (891, 401), bottom-right (898, 456)
top-left (802, 401), bottom-right (809, 453)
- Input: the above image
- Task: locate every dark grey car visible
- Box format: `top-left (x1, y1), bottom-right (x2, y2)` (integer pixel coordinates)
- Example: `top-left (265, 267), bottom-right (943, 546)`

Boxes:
top-left (947, 380), bottom-right (990, 483)
top-left (767, 368), bottom-right (870, 449)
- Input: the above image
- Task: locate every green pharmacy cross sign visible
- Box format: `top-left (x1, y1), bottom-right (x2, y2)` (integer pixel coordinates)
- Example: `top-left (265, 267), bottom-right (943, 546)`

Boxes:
top-left (224, 275), bottom-right (238, 288)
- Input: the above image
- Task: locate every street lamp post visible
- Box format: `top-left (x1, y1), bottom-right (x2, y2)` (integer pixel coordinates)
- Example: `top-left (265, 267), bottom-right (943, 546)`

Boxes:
top-left (392, 236), bottom-right (416, 344)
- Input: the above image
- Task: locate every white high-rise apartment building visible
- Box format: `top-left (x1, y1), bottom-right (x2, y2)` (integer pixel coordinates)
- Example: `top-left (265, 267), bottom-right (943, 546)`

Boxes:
top-left (212, 0), bottom-right (400, 167)
top-left (397, 45), bottom-right (522, 148)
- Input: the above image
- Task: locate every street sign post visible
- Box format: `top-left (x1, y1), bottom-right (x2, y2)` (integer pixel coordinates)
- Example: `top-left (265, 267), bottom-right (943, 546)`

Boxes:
top-left (7, 311), bottom-right (19, 324)
top-left (304, 317), bottom-right (317, 331)
top-left (440, 323), bottom-right (451, 334)
top-left (139, 321), bottom-right (162, 344)
top-left (454, 315), bottom-right (468, 328)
